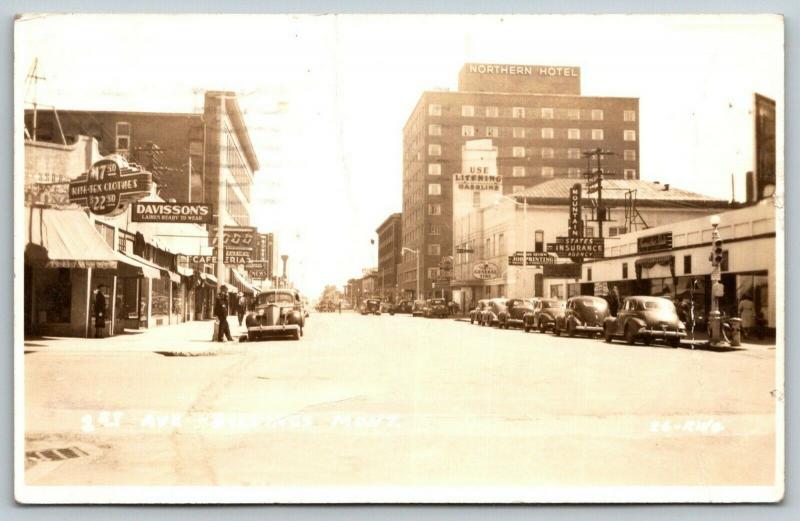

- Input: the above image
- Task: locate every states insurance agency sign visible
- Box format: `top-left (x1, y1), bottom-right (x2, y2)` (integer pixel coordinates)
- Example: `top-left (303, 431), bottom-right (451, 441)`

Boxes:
top-left (472, 262), bottom-right (499, 280)
top-left (69, 156), bottom-right (152, 216)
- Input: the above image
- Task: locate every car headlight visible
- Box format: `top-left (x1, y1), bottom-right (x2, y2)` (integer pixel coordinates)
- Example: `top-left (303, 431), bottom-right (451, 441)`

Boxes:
top-left (258, 309), bottom-right (265, 316)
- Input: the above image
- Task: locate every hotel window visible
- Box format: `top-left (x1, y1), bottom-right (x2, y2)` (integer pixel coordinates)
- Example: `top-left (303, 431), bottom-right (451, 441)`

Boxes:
top-left (512, 185), bottom-right (525, 193)
top-left (428, 267), bottom-right (440, 279)
top-left (535, 231), bottom-right (544, 253)
top-left (541, 107), bottom-right (554, 119)
top-left (428, 163), bottom-right (441, 176)
top-left (512, 166), bottom-right (526, 177)
top-left (541, 166), bottom-right (554, 178)
top-left (428, 183), bottom-right (442, 195)
top-left (624, 110), bottom-right (636, 122)
top-left (567, 148), bottom-right (581, 159)
top-left (568, 128), bottom-right (581, 140)
top-left (430, 225), bottom-right (442, 236)
top-left (683, 255), bottom-right (692, 274)
top-left (591, 109), bottom-right (604, 121)
top-left (568, 167), bottom-right (581, 178)
top-left (497, 233), bottom-right (505, 254)
top-left (462, 125), bottom-right (475, 137)
top-left (541, 147), bottom-right (554, 159)
top-left (567, 109), bottom-right (581, 120)
top-left (624, 169), bottom-right (637, 179)
top-left (591, 129), bottom-right (604, 140)
top-left (623, 149), bottom-right (636, 161)
top-left (609, 226), bottom-right (627, 237)
top-left (428, 144), bottom-right (441, 156)
top-left (587, 268), bottom-right (592, 282)
top-left (512, 127), bottom-right (525, 138)
top-left (428, 104), bottom-right (441, 116)
top-left (584, 226), bottom-right (595, 238)
top-left (512, 107), bottom-right (526, 118)
top-left (485, 106), bottom-right (499, 118)
top-left (428, 124), bottom-right (441, 136)
top-left (624, 130), bottom-right (637, 141)
top-left (513, 146), bottom-right (526, 158)
top-left (115, 122), bottom-right (131, 152)
top-left (622, 263), bottom-right (629, 279)
top-left (428, 244), bottom-right (441, 255)
top-left (485, 126), bottom-right (499, 137)
top-left (462, 105), bottom-right (475, 117)
top-left (541, 127), bottom-right (554, 139)
top-left (472, 191), bottom-right (481, 207)
top-left (428, 203), bottom-right (441, 215)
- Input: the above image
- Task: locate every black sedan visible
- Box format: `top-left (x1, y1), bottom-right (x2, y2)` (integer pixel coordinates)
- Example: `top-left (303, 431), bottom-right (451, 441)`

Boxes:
top-left (555, 296), bottom-right (609, 338)
top-left (603, 296), bottom-right (686, 347)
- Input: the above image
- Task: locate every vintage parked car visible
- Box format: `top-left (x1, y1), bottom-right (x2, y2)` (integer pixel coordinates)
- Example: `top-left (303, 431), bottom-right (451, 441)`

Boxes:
top-left (424, 298), bottom-right (448, 318)
top-left (411, 299), bottom-right (427, 317)
top-left (497, 298), bottom-right (535, 329)
top-left (241, 288), bottom-right (304, 341)
top-left (469, 299), bottom-right (490, 324)
top-left (481, 298), bottom-right (508, 327)
top-left (555, 296), bottom-right (609, 337)
top-left (389, 300), bottom-right (413, 315)
top-left (361, 298), bottom-right (382, 315)
top-left (604, 296), bottom-right (687, 347)
top-left (523, 298), bottom-right (566, 333)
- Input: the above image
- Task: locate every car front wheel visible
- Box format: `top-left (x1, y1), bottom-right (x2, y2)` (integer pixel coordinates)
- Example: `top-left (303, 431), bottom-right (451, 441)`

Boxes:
top-left (604, 325), bottom-right (614, 343)
top-left (567, 319), bottom-right (577, 337)
top-left (624, 324), bottom-right (637, 345)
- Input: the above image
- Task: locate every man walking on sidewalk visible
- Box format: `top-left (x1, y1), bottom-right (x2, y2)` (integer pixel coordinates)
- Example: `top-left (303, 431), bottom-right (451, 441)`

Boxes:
top-left (214, 287), bottom-right (233, 342)
top-left (237, 292), bottom-right (247, 326)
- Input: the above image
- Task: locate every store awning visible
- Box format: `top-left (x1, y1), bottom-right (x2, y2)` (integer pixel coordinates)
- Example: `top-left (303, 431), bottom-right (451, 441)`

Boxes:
top-left (635, 255), bottom-right (674, 269)
top-left (223, 283), bottom-right (238, 294)
top-left (115, 251), bottom-right (162, 279)
top-left (231, 269), bottom-right (259, 295)
top-left (176, 265), bottom-right (194, 278)
top-left (164, 270), bottom-right (181, 284)
top-left (202, 273), bottom-right (217, 287)
top-left (24, 207), bottom-right (118, 269)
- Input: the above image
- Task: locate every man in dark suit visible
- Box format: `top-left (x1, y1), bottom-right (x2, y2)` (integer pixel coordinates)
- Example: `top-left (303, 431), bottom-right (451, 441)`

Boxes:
top-left (93, 284), bottom-right (107, 338)
top-left (214, 287), bottom-right (233, 342)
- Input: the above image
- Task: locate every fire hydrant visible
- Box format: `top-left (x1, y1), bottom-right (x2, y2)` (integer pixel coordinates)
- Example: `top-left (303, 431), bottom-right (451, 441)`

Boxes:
top-left (728, 317), bottom-right (742, 347)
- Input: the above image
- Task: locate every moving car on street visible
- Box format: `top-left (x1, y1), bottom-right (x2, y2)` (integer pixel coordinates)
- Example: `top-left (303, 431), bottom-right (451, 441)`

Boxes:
top-left (497, 298), bottom-right (534, 329)
top-left (361, 298), bottom-right (382, 315)
top-left (604, 296), bottom-right (687, 347)
top-left (470, 299), bottom-right (490, 324)
top-left (242, 288), bottom-right (305, 341)
top-left (411, 299), bottom-right (426, 317)
top-left (481, 298), bottom-right (508, 327)
top-left (523, 298), bottom-right (566, 333)
top-left (424, 298), bottom-right (448, 318)
top-left (555, 296), bottom-right (609, 338)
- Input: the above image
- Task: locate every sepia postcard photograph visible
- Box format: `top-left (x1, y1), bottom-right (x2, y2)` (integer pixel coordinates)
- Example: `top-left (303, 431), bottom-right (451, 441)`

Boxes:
top-left (13, 13), bottom-right (784, 504)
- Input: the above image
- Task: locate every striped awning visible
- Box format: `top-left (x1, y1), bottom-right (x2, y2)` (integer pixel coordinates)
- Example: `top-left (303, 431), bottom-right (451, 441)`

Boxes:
top-left (24, 207), bottom-right (118, 269)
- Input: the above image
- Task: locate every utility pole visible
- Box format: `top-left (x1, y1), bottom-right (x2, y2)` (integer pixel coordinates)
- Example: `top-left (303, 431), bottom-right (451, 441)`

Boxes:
top-left (582, 148), bottom-right (615, 239)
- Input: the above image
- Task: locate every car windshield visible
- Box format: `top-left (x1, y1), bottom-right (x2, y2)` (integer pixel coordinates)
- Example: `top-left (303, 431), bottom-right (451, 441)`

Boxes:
top-left (430, 299), bottom-right (445, 305)
top-left (260, 292), bottom-right (294, 304)
top-left (642, 299), bottom-right (675, 311)
top-left (578, 298), bottom-right (607, 310)
top-left (543, 300), bottom-right (564, 309)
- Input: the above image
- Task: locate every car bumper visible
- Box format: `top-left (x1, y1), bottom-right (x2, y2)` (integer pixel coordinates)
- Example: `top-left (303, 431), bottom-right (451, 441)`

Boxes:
top-left (247, 324), bottom-right (299, 337)
top-left (575, 324), bottom-right (604, 333)
top-left (641, 329), bottom-right (687, 338)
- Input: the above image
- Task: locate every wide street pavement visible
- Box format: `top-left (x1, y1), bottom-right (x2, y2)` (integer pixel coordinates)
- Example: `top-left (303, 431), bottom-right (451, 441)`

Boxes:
top-left (23, 311), bottom-right (778, 488)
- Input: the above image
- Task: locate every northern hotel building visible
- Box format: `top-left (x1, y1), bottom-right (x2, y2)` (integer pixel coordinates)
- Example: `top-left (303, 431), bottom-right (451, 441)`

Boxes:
top-left (400, 63), bottom-right (640, 299)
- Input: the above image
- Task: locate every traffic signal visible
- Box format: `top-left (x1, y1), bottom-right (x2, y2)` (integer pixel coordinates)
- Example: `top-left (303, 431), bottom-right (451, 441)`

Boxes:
top-left (710, 234), bottom-right (724, 267)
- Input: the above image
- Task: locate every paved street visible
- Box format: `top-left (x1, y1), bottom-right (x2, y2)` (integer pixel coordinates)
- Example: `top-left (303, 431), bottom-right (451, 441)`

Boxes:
top-left (24, 312), bottom-right (777, 487)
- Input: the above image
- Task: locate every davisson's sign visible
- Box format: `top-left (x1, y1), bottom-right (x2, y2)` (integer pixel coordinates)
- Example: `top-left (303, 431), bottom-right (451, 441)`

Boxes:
top-left (69, 156), bottom-right (152, 216)
top-left (131, 202), bottom-right (213, 224)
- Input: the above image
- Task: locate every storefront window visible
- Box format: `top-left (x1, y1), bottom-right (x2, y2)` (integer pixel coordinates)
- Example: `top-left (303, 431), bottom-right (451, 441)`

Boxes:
top-left (675, 276), bottom-right (706, 327)
top-left (736, 272), bottom-right (769, 327)
top-left (33, 267), bottom-right (71, 323)
top-left (172, 282), bottom-right (183, 318)
top-left (151, 277), bottom-right (170, 316)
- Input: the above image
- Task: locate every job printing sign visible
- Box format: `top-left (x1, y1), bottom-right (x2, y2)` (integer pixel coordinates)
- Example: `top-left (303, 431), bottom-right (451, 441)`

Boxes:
top-left (131, 202), bottom-right (213, 224)
top-left (69, 156), bottom-right (152, 216)
top-left (508, 251), bottom-right (556, 266)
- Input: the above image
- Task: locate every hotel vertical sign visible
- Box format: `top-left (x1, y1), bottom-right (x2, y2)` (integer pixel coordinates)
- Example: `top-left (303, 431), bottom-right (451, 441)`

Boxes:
top-left (568, 184), bottom-right (582, 238)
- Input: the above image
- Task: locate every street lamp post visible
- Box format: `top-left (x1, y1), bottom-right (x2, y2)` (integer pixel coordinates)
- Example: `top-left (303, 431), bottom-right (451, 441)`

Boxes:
top-left (402, 247), bottom-right (420, 299)
top-left (497, 194), bottom-right (529, 296)
top-left (707, 215), bottom-right (729, 347)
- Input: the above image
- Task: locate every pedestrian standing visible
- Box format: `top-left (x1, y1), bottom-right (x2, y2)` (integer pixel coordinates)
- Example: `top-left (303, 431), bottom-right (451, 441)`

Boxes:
top-left (93, 284), bottom-right (107, 338)
top-left (738, 293), bottom-right (756, 339)
top-left (338, 301), bottom-right (342, 314)
top-left (237, 292), bottom-right (246, 326)
top-left (214, 287), bottom-right (233, 342)
top-left (608, 285), bottom-right (621, 317)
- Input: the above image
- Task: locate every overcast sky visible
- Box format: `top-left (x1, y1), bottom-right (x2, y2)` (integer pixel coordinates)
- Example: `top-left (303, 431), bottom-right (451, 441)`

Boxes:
top-left (15, 14), bottom-right (783, 298)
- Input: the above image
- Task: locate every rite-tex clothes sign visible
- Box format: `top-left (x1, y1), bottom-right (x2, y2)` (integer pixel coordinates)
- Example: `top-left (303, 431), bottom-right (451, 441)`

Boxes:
top-left (69, 156), bottom-right (152, 216)
top-left (547, 237), bottom-right (605, 259)
top-left (131, 202), bottom-right (213, 224)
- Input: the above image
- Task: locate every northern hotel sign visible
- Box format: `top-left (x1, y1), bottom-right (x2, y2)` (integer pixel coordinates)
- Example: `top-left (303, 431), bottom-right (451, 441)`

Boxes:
top-left (466, 63), bottom-right (579, 77)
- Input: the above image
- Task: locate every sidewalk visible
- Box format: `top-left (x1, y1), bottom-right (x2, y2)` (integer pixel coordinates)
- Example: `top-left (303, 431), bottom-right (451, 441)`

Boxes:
top-left (23, 316), bottom-right (246, 356)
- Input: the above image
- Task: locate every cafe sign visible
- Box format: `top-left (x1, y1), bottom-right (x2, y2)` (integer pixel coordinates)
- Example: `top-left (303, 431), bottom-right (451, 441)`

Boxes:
top-left (472, 262), bottom-right (499, 280)
top-left (69, 156), bottom-right (152, 216)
